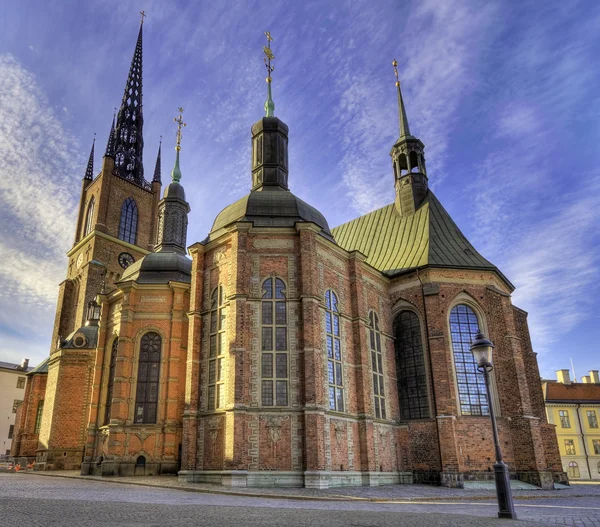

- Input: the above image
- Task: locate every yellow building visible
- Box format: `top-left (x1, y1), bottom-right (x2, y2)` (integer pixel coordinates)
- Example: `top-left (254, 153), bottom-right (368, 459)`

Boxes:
top-left (542, 370), bottom-right (600, 480)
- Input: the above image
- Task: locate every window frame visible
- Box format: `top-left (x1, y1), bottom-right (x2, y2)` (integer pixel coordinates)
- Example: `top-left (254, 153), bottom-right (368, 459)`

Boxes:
top-left (368, 310), bottom-right (386, 420)
top-left (12, 399), bottom-right (21, 413)
top-left (593, 439), bottom-right (600, 455)
top-left (260, 276), bottom-right (289, 407)
top-left (394, 309), bottom-right (430, 420)
top-left (34, 400), bottom-right (44, 434)
top-left (118, 197), bottom-right (138, 245)
top-left (564, 439), bottom-right (576, 455)
top-left (207, 286), bottom-right (227, 410)
top-left (104, 338), bottom-right (119, 425)
top-left (325, 289), bottom-right (344, 412)
top-left (587, 410), bottom-right (598, 429)
top-left (16, 376), bottom-right (25, 389)
top-left (84, 196), bottom-right (95, 237)
top-left (567, 461), bottom-right (580, 478)
top-left (133, 331), bottom-right (162, 424)
top-left (559, 410), bottom-right (571, 428)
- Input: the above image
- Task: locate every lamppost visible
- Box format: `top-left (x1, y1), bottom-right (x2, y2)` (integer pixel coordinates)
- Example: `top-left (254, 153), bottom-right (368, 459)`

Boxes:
top-left (470, 331), bottom-right (517, 520)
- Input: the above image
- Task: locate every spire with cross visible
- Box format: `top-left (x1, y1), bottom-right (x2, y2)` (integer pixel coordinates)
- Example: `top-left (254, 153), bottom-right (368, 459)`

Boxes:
top-left (84, 134), bottom-right (96, 181)
top-left (263, 31), bottom-right (275, 117)
top-left (392, 59), bottom-right (411, 139)
top-left (171, 108), bottom-right (186, 183)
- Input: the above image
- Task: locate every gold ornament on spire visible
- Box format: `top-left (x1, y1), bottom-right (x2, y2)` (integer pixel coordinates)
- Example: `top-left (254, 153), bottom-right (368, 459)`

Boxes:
top-left (173, 107), bottom-right (186, 152)
top-left (263, 31), bottom-right (275, 82)
top-left (392, 59), bottom-right (400, 87)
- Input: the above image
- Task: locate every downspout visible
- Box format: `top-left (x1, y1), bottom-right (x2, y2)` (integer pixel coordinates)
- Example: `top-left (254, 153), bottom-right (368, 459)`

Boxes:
top-left (416, 268), bottom-right (444, 480)
top-left (575, 404), bottom-right (592, 479)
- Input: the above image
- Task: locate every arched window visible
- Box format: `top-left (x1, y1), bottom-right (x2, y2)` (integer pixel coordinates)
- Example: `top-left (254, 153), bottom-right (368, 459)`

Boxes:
top-left (368, 310), bottom-right (386, 419)
top-left (208, 286), bottom-right (226, 410)
top-left (261, 277), bottom-right (288, 406)
top-left (567, 461), bottom-right (580, 479)
top-left (325, 290), bottom-right (343, 412)
top-left (134, 332), bottom-right (161, 424)
top-left (394, 311), bottom-right (429, 419)
top-left (104, 338), bottom-right (118, 425)
top-left (409, 151), bottom-right (420, 172)
top-left (84, 197), bottom-right (95, 236)
top-left (119, 197), bottom-right (138, 245)
top-left (449, 304), bottom-right (489, 416)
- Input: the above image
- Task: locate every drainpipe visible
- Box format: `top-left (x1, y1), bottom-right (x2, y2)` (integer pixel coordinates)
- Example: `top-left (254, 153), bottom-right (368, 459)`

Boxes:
top-left (416, 268), bottom-right (444, 480)
top-left (575, 404), bottom-right (592, 480)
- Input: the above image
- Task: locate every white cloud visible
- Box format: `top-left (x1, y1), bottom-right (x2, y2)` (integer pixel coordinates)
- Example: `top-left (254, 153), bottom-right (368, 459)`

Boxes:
top-left (0, 54), bottom-right (82, 364)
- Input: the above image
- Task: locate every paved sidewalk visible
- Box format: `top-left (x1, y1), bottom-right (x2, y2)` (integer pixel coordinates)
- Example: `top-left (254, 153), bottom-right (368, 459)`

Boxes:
top-left (21, 470), bottom-right (600, 502)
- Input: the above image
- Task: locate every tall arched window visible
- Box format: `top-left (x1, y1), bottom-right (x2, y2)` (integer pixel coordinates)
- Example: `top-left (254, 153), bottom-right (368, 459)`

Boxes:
top-left (261, 277), bottom-right (288, 406)
top-left (119, 197), bottom-right (138, 245)
top-left (104, 338), bottom-right (118, 425)
top-left (394, 311), bottom-right (429, 419)
top-left (208, 286), bottom-right (226, 410)
top-left (84, 197), bottom-right (95, 236)
top-left (368, 310), bottom-right (386, 419)
top-left (449, 304), bottom-right (489, 416)
top-left (134, 332), bottom-right (161, 424)
top-left (325, 290), bottom-right (343, 411)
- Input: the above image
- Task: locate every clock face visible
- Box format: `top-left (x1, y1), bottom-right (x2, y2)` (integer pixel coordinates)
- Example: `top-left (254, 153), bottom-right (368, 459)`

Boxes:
top-left (76, 253), bottom-right (84, 269)
top-left (118, 252), bottom-right (135, 269)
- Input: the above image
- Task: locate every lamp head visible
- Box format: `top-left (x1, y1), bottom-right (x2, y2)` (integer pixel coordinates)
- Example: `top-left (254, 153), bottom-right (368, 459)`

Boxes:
top-left (470, 330), bottom-right (494, 369)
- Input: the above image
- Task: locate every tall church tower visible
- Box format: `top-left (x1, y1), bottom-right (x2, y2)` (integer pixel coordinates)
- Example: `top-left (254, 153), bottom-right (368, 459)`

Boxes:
top-left (36, 17), bottom-right (162, 471)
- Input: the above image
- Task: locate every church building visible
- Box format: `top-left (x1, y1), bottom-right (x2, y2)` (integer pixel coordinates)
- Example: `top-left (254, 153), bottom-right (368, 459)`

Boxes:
top-left (11, 20), bottom-right (566, 489)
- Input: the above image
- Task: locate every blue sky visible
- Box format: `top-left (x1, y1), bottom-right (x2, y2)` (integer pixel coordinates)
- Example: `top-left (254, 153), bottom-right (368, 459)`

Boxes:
top-left (0, 0), bottom-right (599, 380)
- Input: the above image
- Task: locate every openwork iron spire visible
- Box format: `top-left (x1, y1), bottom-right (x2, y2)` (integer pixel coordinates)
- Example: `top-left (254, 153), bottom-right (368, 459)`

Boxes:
top-left (152, 137), bottom-right (162, 184)
top-left (113, 17), bottom-right (145, 186)
top-left (84, 134), bottom-right (96, 181)
top-left (392, 60), bottom-right (411, 139)
top-left (263, 31), bottom-right (275, 117)
top-left (105, 111), bottom-right (116, 157)
top-left (171, 107), bottom-right (186, 183)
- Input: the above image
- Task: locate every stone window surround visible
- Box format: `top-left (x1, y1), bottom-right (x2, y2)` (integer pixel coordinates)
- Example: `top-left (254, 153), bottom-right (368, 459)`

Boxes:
top-left (446, 293), bottom-right (500, 418)
top-left (207, 285), bottom-right (227, 410)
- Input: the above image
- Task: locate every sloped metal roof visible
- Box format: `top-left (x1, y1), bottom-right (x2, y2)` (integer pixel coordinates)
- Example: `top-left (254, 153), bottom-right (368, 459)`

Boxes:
top-left (332, 192), bottom-right (511, 287)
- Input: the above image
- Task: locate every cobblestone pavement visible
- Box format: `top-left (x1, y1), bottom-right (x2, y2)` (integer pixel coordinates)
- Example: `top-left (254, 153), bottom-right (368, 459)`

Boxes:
top-left (1, 473), bottom-right (599, 526)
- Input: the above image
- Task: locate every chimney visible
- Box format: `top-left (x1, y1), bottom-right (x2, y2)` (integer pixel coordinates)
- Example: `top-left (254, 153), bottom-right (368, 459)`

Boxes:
top-left (556, 369), bottom-right (571, 385)
top-left (20, 358), bottom-right (29, 371)
top-left (589, 370), bottom-right (600, 384)
top-left (582, 376), bottom-right (591, 384)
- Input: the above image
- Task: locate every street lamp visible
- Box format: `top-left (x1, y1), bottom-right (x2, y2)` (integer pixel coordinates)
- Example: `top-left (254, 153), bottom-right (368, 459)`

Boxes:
top-left (470, 330), bottom-right (517, 520)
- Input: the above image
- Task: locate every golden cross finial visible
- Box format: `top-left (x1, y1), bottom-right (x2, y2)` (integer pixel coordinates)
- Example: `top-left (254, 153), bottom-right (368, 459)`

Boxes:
top-left (392, 59), bottom-right (400, 87)
top-left (173, 107), bottom-right (186, 151)
top-left (263, 31), bottom-right (275, 82)
top-left (140, 10), bottom-right (146, 24)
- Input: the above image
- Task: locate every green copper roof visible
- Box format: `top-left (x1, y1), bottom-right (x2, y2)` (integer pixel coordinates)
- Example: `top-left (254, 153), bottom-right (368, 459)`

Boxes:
top-left (332, 192), bottom-right (512, 287)
top-left (28, 357), bottom-right (49, 375)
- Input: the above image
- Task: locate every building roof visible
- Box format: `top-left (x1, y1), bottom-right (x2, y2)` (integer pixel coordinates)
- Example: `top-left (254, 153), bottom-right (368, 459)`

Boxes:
top-left (332, 192), bottom-right (512, 287)
top-left (28, 357), bottom-right (49, 375)
top-left (544, 382), bottom-right (600, 403)
top-left (120, 251), bottom-right (192, 284)
top-left (207, 186), bottom-right (334, 243)
top-left (0, 361), bottom-right (33, 373)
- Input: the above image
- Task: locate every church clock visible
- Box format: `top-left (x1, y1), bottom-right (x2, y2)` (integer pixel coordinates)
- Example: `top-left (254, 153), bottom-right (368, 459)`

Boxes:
top-left (118, 252), bottom-right (135, 269)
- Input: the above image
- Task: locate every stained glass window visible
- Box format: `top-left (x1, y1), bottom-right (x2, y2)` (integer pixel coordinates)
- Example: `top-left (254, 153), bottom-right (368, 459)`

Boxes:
top-left (369, 311), bottom-right (386, 419)
top-left (449, 304), bottom-right (489, 416)
top-left (208, 286), bottom-right (226, 410)
top-left (84, 197), bottom-right (95, 236)
top-left (104, 338), bottom-right (118, 425)
top-left (325, 290), bottom-right (344, 411)
top-left (119, 197), bottom-right (138, 245)
top-left (261, 277), bottom-right (288, 406)
top-left (134, 332), bottom-right (161, 424)
top-left (394, 311), bottom-right (429, 419)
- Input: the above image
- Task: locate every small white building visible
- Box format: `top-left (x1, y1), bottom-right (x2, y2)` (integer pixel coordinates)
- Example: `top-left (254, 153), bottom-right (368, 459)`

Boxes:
top-left (0, 360), bottom-right (32, 456)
